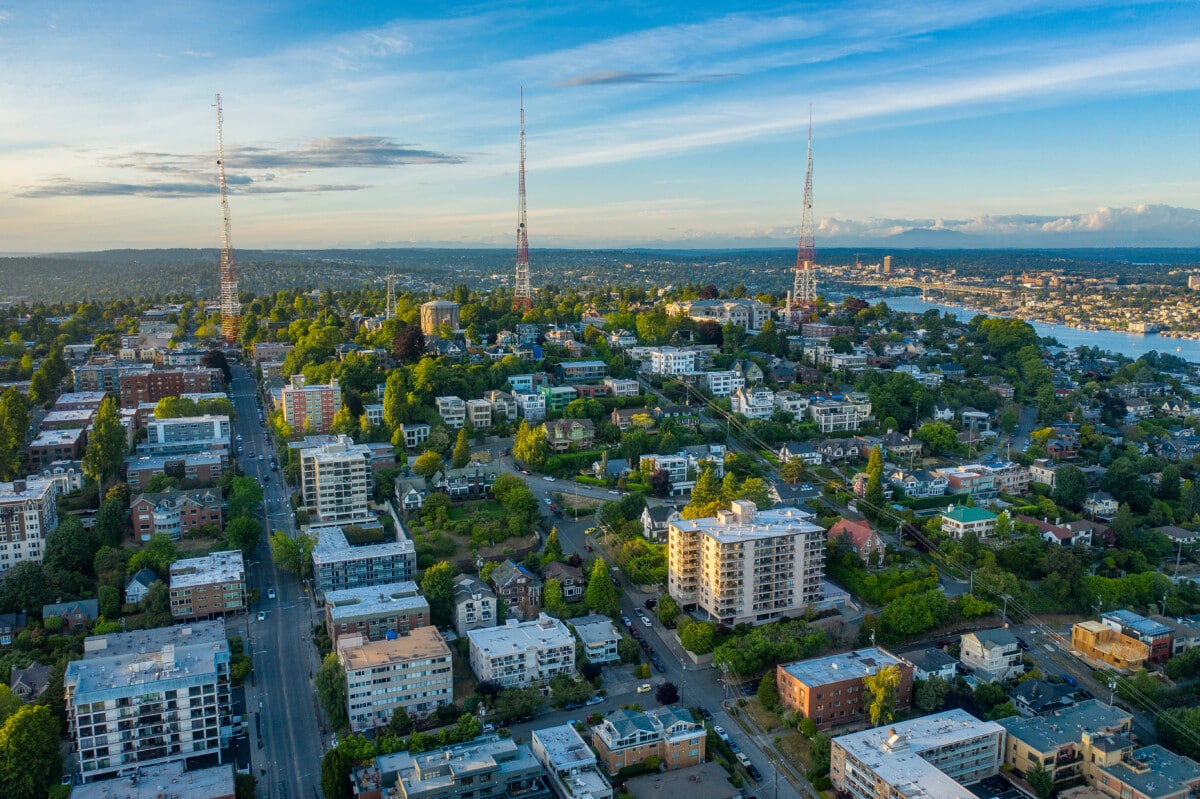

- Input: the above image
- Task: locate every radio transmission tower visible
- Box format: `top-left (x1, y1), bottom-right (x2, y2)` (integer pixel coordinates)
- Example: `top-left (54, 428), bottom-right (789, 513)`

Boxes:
top-left (792, 111), bottom-right (817, 308)
top-left (513, 88), bottom-right (533, 312)
top-left (214, 93), bottom-right (240, 343)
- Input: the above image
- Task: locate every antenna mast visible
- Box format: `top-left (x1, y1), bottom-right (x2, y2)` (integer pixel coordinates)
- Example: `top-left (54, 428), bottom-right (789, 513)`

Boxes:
top-left (214, 93), bottom-right (240, 343)
top-left (386, 273), bottom-right (397, 320)
top-left (791, 109), bottom-right (817, 316)
top-left (513, 88), bottom-right (532, 312)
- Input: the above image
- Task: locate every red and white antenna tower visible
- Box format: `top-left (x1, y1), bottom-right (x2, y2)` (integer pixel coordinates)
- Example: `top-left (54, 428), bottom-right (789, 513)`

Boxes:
top-left (214, 93), bottom-right (240, 343)
top-left (792, 109), bottom-right (817, 307)
top-left (513, 88), bottom-right (533, 312)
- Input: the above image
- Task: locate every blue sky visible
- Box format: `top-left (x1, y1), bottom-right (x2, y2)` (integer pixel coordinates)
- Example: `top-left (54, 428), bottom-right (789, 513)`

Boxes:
top-left (1, 0), bottom-right (1199, 251)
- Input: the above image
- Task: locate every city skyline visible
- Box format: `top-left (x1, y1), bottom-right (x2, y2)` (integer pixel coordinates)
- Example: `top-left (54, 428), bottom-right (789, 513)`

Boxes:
top-left (1, 1), bottom-right (1199, 252)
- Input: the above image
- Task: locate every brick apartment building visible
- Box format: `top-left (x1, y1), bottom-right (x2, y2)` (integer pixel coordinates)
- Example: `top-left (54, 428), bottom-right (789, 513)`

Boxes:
top-left (169, 551), bottom-right (247, 621)
top-left (776, 647), bottom-right (913, 732)
top-left (118, 368), bottom-right (223, 409)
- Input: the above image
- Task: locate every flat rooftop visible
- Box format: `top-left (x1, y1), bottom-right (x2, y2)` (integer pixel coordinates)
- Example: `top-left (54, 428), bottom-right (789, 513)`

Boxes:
top-left (338, 626), bottom-right (449, 671)
top-left (169, 551), bottom-right (244, 589)
top-left (780, 647), bottom-right (905, 687)
top-left (570, 616), bottom-right (620, 646)
top-left (1100, 745), bottom-right (1200, 799)
top-left (325, 581), bottom-right (427, 622)
top-left (625, 761), bottom-right (739, 799)
top-left (671, 504), bottom-right (822, 544)
top-left (125, 451), bottom-right (225, 469)
top-left (468, 615), bottom-right (573, 655)
top-left (83, 620), bottom-right (227, 659)
top-left (67, 633), bottom-right (228, 697)
top-left (54, 391), bottom-right (108, 407)
top-left (30, 427), bottom-right (83, 445)
top-left (0, 477), bottom-right (55, 500)
top-left (534, 723), bottom-right (597, 769)
top-left (998, 700), bottom-right (1132, 752)
top-left (69, 761), bottom-right (234, 799)
top-left (834, 709), bottom-right (1005, 799)
top-left (311, 525), bottom-right (414, 564)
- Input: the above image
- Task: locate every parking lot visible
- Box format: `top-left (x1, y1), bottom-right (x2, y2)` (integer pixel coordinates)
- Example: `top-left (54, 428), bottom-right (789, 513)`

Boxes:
top-left (971, 776), bottom-right (1027, 799)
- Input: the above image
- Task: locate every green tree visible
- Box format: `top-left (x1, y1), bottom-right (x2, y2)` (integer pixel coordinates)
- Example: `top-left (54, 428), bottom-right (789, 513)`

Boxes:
top-left (269, 531), bottom-right (314, 578)
top-left (420, 562), bottom-right (456, 627)
top-left (226, 476), bottom-right (265, 520)
top-left (93, 498), bottom-right (126, 549)
top-left (224, 516), bottom-right (262, 554)
top-left (1159, 464), bottom-right (1182, 501)
top-left (656, 594), bottom-right (680, 627)
top-left (0, 687), bottom-right (22, 727)
top-left (413, 450), bottom-right (443, 480)
top-left (864, 664), bottom-right (902, 727)
top-left (513, 421), bottom-right (548, 471)
top-left (914, 677), bottom-right (951, 712)
top-left (235, 773), bottom-right (258, 799)
top-left (915, 422), bottom-right (958, 456)
top-left (543, 578), bottom-right (567, 618)
top-left (543, 527), bottom-right (564, 564)
top-left (316, 653), bottom-right (349, 730)
top-left (780, 457), bottom-right (805, 485)
top-left (0, 389), bottom-right (31, 480)
top-left (388, 706), bottom-right (415, 735)
top-left (1052, 464), bottom-right (1088, 509)
top-left (584, 558), bottom-right (620, 616)
top-left (757, 671), bottom-right (781, 713)
top-left (679, 620), bottom-right (716, 655)
top-left (1026, 762), bottom-right (1054, 799)
top-left (452, 428), bottom-right (471, 469)
top-left (618, 635), bottom-right (642, 664)
top-left (0, 704), bottom-right (61, 799)
top-left (141, 581), bottom-right (172, 627)
top-left (320, 745), bottom-right (353, 799)
top-left (98, 585), bottom-right (120, 618)
top-left (1156, 705), bottom-right (1200, 760)
top-left (863, 445), bottom-right (887, 521)
top-left (0, 562), bottom-right (52, 615)
top-left (82, 396), bottom-right (127, 498)
top-left (127, 534), bottom-right (177, 575)
top-left (1181, 480), bottom-right (1200, 521)
top-left (43, 516), bottom-right (97, 575)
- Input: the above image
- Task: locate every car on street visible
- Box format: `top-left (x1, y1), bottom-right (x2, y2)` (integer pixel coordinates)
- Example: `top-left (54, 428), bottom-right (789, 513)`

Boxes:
top-left (584, 527), bottom-right (597, 536)
top-left (621, 615), bottom-right (632, 627)
top-left (482, 723), bottom-right (496, 733)
top-left (639, 640), bottom-right (650, 652)
top-left (258, 454), bottom-right (264, 460)
top-left (643, 598), bottom-right (657, 610)
top-left (257, 611), bottom-right (266, 621)
top-left (640, 614), bottom-right (652, 627)
top-left (637, 684), bottom-right (652, 693)
top-left (653, 661), bottom-right (666, 673)
top-left (586, 696), bottom-right (604, 706)
top-left (746, 764), bottom-right (763, 782)
top-left (608, 489), bottom-right (620, 495)
top-left (543, 475), bottom-right (556, 482)
top-left (736, 753), bottom-right (752, 769)
top-left (519, 468), bottom-right (530, 475)
top-left (544, 497), bottom-right (553, 505)
top-left (563, 701), bottom-right (584, 711)
top-left (629, 627), bottom-right (640, 640)
top-left (268, 588), bottom-right (276, 599)
top-left (697, 706), bottom-right (712, 720)
top-left (713, 726), bottom-right (729, 741)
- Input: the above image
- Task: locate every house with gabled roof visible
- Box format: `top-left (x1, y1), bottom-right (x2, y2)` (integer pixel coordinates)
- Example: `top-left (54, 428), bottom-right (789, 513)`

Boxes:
top-left (124, 567), bottom-right (160, 604)
top-left (490, 560), bottom-right (543, 620)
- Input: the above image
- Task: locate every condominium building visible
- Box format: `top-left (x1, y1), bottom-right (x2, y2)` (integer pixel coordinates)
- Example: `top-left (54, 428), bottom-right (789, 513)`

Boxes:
top-left (730, 386), bottom-right (775, 420)
top-left (998, 700), bottom-right (1135, 790)
top-left (700, 370), bottom-right (745, 398)
top-left (776, 647), bottom-right (914, 732)
top-left (28, 427), bottom-right (86, 470)
top-left (642, 347), bottom-right (697, 376)
top-left (556, 360), bottom-right (607, 384)
top-left (125, 452), bottom-right (225, 489)
top-left (139, 415), bottom-right (231, 458)
top-left (281, 375), bottom-right (342, 435)
top-left (514, 391), bottom-right (547, 422)
top-left (603, 378), bottom-right (639, 398)
top-left (252, 341), bottom-right (294, 363)
top-left (117, 367), bottom-right (223, 409)
top-left (453, 574), bottom-right (499, 636)
top-left (339, 626), bottom-right (454, 732)
top-left (570, 615), bottom-right (621, 664)
top-left (71, 762), bottom-right (236, 799)
top-left (436, 396), bottom-right (467, 429)
top-left (485, 390), bottom-right (519, 422)
top-left (467, 399), bottom-right (494, 429)
top-left (398, 422), bottom-right (432, 450)
top-left (64, 621), bottom-right (232, 781)
top-left (324, 581), bottom-right (431, 646)
top-left (131, 487), bottom-right (223, 541)
top-left (53, 390), bottom-right (109, 411)
top-left (532, 724), bottom-right (613, 799)
top-left (356, 735), bottom-right (551, 799)
top-left (830, 709), bottom-right (1005, 799)
top-left (0, 478), bottom-right (58, 568)
top-left (310, 525), bottom-right (417, 598)
top-left (667, 500), bottom-right (825, 627)
top-left (168, 551), bottom-right (246, 621)
top-left (300, 435), bottom-right (372, 524)
top-left (808, 398), bottom-right (873, 433)
top-left (590, 706), bottom-right (706, 776)
top-left (467, 615), bottom-right (576, 688)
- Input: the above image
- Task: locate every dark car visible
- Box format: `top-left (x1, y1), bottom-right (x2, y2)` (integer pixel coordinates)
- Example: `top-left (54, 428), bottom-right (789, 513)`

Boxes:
top-left (639, 640), bottom-right (650, 652)
top-left (563, 701), bottom-right (585, 711)
top-left (1016, 637), bottom-right (1029, 650)
top-left (746, 765), bottom-right (763, 782)
top-left (653, 660), bottom-right (666, 673)
top-left (697, 706), bottom-right (712, 721)
top-left (644, 598), bottom-right (658, 610)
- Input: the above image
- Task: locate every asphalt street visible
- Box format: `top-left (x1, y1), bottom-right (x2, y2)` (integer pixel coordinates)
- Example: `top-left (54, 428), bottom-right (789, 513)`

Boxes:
top-left (230, 364), bottom-right (325, 799)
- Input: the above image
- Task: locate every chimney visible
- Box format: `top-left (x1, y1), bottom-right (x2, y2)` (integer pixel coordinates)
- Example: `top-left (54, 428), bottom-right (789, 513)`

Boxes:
top-left (11, 480), bottom-right (25, 493)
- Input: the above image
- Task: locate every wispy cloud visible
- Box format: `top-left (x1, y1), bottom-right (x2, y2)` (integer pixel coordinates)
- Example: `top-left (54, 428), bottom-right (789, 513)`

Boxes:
top-left (16, 177), bottom-right (367, 199)
top-left (556, 71), bottom-right (740, 87)
top-left (178, 49), bottom-right (212, 58)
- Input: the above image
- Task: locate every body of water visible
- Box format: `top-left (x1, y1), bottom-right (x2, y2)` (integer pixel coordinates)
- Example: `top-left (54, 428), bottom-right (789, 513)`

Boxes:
top-left (864, 295), bottom-right (1200, 364)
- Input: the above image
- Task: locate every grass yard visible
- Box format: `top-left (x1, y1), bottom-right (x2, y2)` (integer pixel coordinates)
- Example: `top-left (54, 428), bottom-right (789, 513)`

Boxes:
top-left (447, 499), bottom-right (506, 521)
top-left (778, 731), bottom-right (816, 774)
top-left (740, 698), bottom-right (782, 733)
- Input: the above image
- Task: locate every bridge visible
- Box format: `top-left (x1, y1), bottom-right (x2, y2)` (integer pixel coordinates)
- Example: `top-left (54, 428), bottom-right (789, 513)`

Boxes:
top-left (846, 277), bottom-right (1013, 297)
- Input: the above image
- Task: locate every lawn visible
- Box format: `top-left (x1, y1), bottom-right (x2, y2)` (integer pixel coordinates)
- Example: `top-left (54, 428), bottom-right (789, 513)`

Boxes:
top-left (777, 731), bottom-right (816, 774)
top-left (740, 698), bottom-right (782, 732)
top-left (447, 499), bottom-right (506, 521)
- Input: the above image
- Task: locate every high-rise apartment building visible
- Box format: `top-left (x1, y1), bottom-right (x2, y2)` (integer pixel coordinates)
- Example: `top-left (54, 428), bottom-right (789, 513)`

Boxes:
top-left (64, 621), bottom-right (231, 781)
top-left (667, 501), bottom-right (824, 627)
top-left (281, 375), bottom-right (342, 435)
top-left (0, 478), bottom-right (58, 568)
top-left (300, 435), bottom-right (372, 524)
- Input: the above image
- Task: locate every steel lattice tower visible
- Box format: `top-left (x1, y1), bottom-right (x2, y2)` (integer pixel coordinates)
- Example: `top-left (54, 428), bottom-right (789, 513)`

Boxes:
top-left (792, 112), bottom-right (817, 307)
top-left (214, 94), bottom-right (240, 343)
top-left (513, 88), bottom-right (533, 312)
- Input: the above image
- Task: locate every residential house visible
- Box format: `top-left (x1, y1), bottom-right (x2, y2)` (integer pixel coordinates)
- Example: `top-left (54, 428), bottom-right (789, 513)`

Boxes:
top-left (812, 438), bottom-right (855, 463)
top-left (0, 613), bottom-right (26, 648)
top-left (8, 662), bottom-right (51, 702)
top-left (453, 574), bottom-right (499, 636)
top-left (701, 370), bottom-right (745, 398)
top-left (778, 441), bottom-right (822, 465)
top-left (1022, 516), bottom-right (1093, 548)
top-left (1010, 679), bottom-right (1076, 717)
top-left (124, 567), bottom-right (160, 604)
top-left (1101, 609), bottom-right (1174, 664)
top-left (490, 560), bottom-right (544, 620)
top-left (435, 396), bottom-right (467, 429)
top-left (544, 418), bottom-right (595, 453)
top-left (394, 478), bottom-right (426, 515)
top-left (640, 505), bottom-right (682, 543)
top-left (42, 599), bottom-right (99, 633)
top-left (432, 463), bottom-right (498, 500)
top-left (773, 390), bottom-right (809, 422)
top-left (603, 377), bottom-right (640, 398)
top-left (397, 423), bottom-right (432, 450)
top-left (591, 706), bottom-right (706, 776)
top-left (730, 386), bottom-right (775, 420)
top-left (514, 391), bottom-right (547, 422)
top-left (940, 506), bottom-right (998, 540)
top-left (485, 390), bottom-right (519, 422)
top-left (887, 468), bottom-right (948, 498)
top-left (542, 562), bottom-right (585, 602)
top-left (827, 518), bottom-right (885, 565)
top-left (898, 647), bottom-right (959, 682)
top-left (960, 628), bottom-right (1022, 681)
top-left (571, 615), bottom-right (621, 664)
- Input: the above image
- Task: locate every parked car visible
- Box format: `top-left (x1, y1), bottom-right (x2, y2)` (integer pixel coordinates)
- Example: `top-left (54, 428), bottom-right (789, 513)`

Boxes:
top-left (256, 611), bottom-right (266, 621)
top-left (728, 740), bottom-right (740, 754)
top-left (736, 753), bottom-right (752, 768)
top-left (713, 726), bottom-right (730, 742)
top-left (608, 489), bottom-right (620, 495)
top-left (697, 706), bottom-right (712, 721)
top-left (644, 598), bottom-right (658, 610)
top-left (267, 588), bottom-right (276, 600)
top-left (639, 614), bottom-right (652, 627)
top-left (621, 615), bottom-right (633, 627)
top-left (482, 723), bottom-right (496, 733)
top-left (639, 640), bottom-right (650, 652)
top-left (544, 497), bottom-right (553, 505)
top-left (543, 475), bottom-right (556, 482)
top-left (563, 701), bottom-right (584, 711)
top-left (586, 696), bottom-right (604, 706)
top-left (637, 684), bottom-right (652, 693)
top-left (746, 764), bottom-right (763, 782)
top-left (653, 661), bottom-right (666, 673)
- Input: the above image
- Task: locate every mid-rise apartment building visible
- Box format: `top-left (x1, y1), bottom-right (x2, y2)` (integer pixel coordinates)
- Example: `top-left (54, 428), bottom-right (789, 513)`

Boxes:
top-left (125, 452), bottom-right (225, 489)
top-left (642, 346), bottom-right (697, 376)
top-left (139, 415), bottom-right (231, 458)
top-left (831, 709), bottom-right (1005, 799)
top-left (467, 398), bottom-right (493, 429)
top-left (514, 391), bottom-right (547, 422)
top-left (436, 396), bottom-right (467, 429)
top-left (590, 706), bottom-right (706, 776)
top-left (730, 386), bottom-right (775, 420)
top-left (453, 574), bottom-right (499, 636)
top-left (339, 626), bottom-right (453, 732)
top-left (467, 615), bottom-right (576, 688)
top-left (776, 647), bottom-right (913, 732)
top-left (168, 551), bottom-right (246, 621)
top-left (71, 762), bottom-right (236, 799)
top-left (131, 487), bottom-right (223, 541)
top-left (668, 500), bottom-right (825, 627)
top-left (324, 581), bottom-right (431, 646)
top-left (28, 427), bottom-right (86, 470)
top-left (998, 700), bottom-right (1136, 790)
top-left (64, 621), bottom-right (232, 781)
top-left (357, 735), bottom-right (551, 799)
top-left (310, 525), bottom-right (417, 598)
top-left (808, 398), bottom-right (873, 433)
top-left (118, 367), bottom-right (223, 409)
top-left (699, 370), bottom-right (745, 398)
top-left (532, 724), bottom-right (613, 799)
top-left (603, 378), bottom-right (639, 398)
top-left (281, 375), bottom-right (342, 435)
top-left (300, 435), bottom-right (372, 524)
top-left (0, 478), bottom-right (58, 568)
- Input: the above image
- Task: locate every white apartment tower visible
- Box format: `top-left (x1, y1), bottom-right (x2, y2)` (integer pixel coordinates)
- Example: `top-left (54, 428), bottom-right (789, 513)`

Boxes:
top-left (300, 435), bottom-right (372, 524)
top-left (668, 500), bottom-right (825, 627)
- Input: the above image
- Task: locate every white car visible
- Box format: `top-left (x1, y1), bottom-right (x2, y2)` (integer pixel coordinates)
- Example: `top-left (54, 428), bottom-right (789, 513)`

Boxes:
top-left (713, 725), bottom-right (730, 741)
top-left (543, 475), bottom-right (556, 482)
top-left (544, 497), bottom-right (553, 505)
top-left (267, 588), bottom-right (276, 600)
top-left (636, 684), bottom-right (652, 694)
top-left (256, 611), bottom-right (266, 621)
